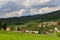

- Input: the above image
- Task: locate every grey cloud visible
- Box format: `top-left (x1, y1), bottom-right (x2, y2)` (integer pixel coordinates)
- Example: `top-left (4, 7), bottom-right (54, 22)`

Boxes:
top-left (0, 0), bottom-right (60, 18)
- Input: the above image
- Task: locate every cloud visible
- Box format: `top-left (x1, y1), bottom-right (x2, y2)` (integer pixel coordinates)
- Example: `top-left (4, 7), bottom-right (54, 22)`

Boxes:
top-left (22, 0), bottom-right (51, 7)
top-left (0, 9), bottom-right (25, 18)
top-left (1, 6), bottom-right (60, 18)
top-left (39, 6), bottom-right (60, 14)
top-left (0, 0), bottom-right (8, 8)
top-left (0, 0), bottom-right (60, 18)
top-left (0, 0), bottom-right (52, 9)
top-left (29, 6), bottom-right (60, 15)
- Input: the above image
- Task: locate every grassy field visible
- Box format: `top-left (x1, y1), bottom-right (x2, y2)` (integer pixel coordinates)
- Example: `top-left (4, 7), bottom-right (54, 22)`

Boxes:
top-left (0, 31), bottom-right (60, 40)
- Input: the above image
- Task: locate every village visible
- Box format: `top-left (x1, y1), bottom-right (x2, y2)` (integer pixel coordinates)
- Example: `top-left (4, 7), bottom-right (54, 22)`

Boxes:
top-left (0, 21), bottom-right (60, 34)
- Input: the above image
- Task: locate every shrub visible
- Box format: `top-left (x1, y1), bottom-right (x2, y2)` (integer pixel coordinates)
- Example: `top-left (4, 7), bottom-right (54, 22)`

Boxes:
top-left (56, 32), bottom-right (60, 37)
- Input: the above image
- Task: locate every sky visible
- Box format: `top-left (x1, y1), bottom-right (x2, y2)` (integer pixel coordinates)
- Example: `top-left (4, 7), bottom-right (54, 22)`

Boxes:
top-left (0, 0), bottom-right (60, 18)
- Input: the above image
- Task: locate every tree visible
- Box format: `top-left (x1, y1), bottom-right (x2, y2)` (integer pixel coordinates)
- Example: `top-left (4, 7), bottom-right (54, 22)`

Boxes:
top-left (0, 23), bottom-right (2, 30)
top-left (2, 22), bottom-right (7, 30)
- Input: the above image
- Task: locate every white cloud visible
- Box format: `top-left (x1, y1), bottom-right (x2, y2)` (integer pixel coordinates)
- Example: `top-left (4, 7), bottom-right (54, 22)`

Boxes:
top-left (22, 0), bottom-right (51, 7)
top-left (1, 6), bottom-right (60, 18)
top-left (0, 0), bottom-right (60, 18)
top-left (0, 0), bottom-right (8, 6)
top-left (28, 6), bottom-right (60, 15)
top-left (39, 6), bottom-right (60, 14)
top-left (0, 9), bottom-right (25, 18)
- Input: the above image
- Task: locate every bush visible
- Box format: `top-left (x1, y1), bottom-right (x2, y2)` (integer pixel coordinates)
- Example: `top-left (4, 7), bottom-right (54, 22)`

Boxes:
top-left (56, 32), bottom-right (60, 37)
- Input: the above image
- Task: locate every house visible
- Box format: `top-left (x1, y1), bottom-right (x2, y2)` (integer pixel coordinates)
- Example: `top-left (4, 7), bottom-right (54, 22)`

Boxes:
top-left (55, 27), bottom-right (60, 32)
top-left (6, 27), bottom-right (12, 31)
top-left (34, 31), bottom-right (39, 34)
top-left (38, 22), bottom-right (58, 27)
top-left (25, 30), bottom-right (29, 33)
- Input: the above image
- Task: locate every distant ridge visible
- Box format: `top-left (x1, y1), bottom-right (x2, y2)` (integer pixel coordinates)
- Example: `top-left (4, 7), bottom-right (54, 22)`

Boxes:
top-left (0, 10), bottom-right (60, 24)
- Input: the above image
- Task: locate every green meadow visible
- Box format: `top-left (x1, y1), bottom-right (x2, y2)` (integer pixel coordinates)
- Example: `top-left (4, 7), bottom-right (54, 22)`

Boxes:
top-left (0, 31), bottom-right (60, 40)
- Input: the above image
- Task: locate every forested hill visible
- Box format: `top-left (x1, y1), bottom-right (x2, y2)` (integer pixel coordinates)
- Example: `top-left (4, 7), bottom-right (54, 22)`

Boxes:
top-left (0, 10), bottom-right (60, 24)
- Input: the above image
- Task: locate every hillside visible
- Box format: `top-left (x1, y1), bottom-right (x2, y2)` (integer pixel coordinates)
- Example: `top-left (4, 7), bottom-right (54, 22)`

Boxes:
top-left (0, 10), bottom-right (60, 24)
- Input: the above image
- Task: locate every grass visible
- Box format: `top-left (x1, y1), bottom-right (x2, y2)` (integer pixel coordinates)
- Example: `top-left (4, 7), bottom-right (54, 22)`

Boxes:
top-left (0, 31), bottom-right (60, 40)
